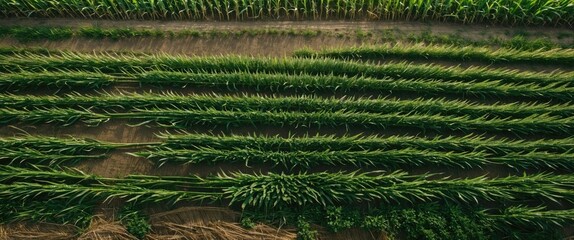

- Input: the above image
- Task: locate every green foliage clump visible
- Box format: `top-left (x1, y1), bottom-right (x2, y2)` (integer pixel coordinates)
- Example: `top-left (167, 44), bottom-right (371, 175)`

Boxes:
top-left (325, 206), bottom-right (360, 232)
top-left (383, 205), bottom-right (489, 240)
top-left (0, 200), bottom-right (93, 230)
top-left (119, 204), bottom-right (151, 240)
top-left (297, 216), bottom-right (318, 240)
top-left (240, 216), bottom-right (256, 229)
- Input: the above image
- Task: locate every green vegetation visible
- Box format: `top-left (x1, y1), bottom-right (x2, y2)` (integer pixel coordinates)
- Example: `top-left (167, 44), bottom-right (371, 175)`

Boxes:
top-left (0, 136), bottom-right (135, 166)
top-left (2, 53), bottom-right (572, 87)
top-left (135, 147), bottom-right (574, 170)
top-left (0, 26), bottom-right (325, 42)
top-left (2, 165), bottom-right (574, 208)
top-left (0, 38), bottom-right (573, 239)
top-left (0, 71), bottom-right (113, 90)
top-left (294, 44), bottom-right (574, 65)
top-left (1, 26), bottom-right (572, 51)
top-left (1, 0), bottom-right (572, 25)
top-left (1, 71), bottom-right (573, 102)
top-left (2, 107), bottom-right (574, 135)
top-left (0, 199), bottom-right (94, 230)
top-left (119, 204), bottom-right (151, 240)
top-left (154, 133), bottom-right (574, 154)
top-left (3, 93), bottom-right (574, 118)
top-left (405, 32), bottom-right (573, 50)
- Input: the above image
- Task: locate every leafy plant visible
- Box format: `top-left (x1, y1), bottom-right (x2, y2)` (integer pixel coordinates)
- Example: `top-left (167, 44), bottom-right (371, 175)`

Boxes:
top-left (293, 44), bottom-right (574, 65)
top-left (119, 203), bottom-right (151, 240)
top-left (297, 216), bottom-right (318, 240)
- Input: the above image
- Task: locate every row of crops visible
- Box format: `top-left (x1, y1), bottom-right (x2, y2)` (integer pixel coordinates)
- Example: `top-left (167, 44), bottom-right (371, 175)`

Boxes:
top-left (1, 0), bottom-right (573, 25)
top-left (0, 42), bottom-right (573, 239)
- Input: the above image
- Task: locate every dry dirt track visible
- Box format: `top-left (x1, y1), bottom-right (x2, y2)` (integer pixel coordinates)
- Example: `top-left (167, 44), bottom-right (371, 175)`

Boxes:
top-left (1, 18), bottom-right (573, 59)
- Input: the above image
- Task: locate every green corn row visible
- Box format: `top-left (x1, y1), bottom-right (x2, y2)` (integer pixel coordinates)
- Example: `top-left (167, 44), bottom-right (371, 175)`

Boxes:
top-left (294, 44), bottom-right (574, 65)
top-left (155, 133), bottom-right (574, 154)
top-left (133, 147), bottom-right (574, 170)
top-left (0, 148), bottom-right (106, 166)
top-left (0, 136), bottom-right (138, 166)
top-left (1, 71), bottom-right (572, 102)
top-left (0, 71), bottom-right (113, 90)
top-left (0, 135), bottom-right (121, 153)
top-left (1, 107), bottom-right (573, 135)
top-left (0, 0), bottom-right (572, 25)
top-left (1, 166), bottom-right (574, 208)
top-left (2, 93), bottom-right (573, 118)
top-left (1, 52), bottom-right (572, 86)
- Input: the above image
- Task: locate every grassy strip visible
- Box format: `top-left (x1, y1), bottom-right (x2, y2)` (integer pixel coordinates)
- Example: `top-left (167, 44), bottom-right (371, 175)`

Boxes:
top-left (0, 199), bottom-right (94, 229)
top-left (3, 93), bottom-right (574, 118)
top-left (2, 71), bottom-right (572, 102)
top-left (0, 26), bottom-right (323, 42)
top-left (294, 44), bottom-right (574, 65)
top-left (405, 31), bottom-right (574, 51)
top-left (0, 136), bottom-right (144, 166)
top-left (1, 26), bottom-right (571, 51)
top-left (1, 166), bottom-right (574, 208)
top-left (0, 135), bottom-right (122, 153)
top-left (1, 0), bottom-right (572, 25)
top-left (1, 107), bottom-right (573, 135)
top-left (284, 204), bottom-right (572, 239)
top-left (1, 52), bottom-right (571, 86)
top-left (0, 71), bottom-right (113, 90)
top-left (133, 147), bottom-right (574, 170)
top-left (134, 71), bottom-right (574, 96)
top-left (0, 148), bottom-right (107, 166)
top-left (156, 133), bottom-right (574, 154)
top-left (488, 206), bottom-right (574, 239)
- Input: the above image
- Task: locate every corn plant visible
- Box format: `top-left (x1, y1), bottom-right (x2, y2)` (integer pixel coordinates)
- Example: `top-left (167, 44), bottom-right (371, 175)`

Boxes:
top-left (1, 71), bottom-right (573, 101)
top-left (133, 147), bottom-right (574, 170)
top-left (155, 132), bottom-right (574, 154)
top-left (2, 93), bottom-right (573, 118)
top-left (0, 135), bottom-right (124, 154)
top-left (0, 0), bottom-right (572, 25)
top-left (1, 52), bottom-right (571, 86)
top-left (0, 148), bottom-right (107, 166)
top-left (0, 71), bottom-right (113, 90)
top-left (294, 44), bottom-right (574, 65)
top-left (0, 199), bottom-right (94, 229)
top-left (2, 166), bottom-right (574, 208)
top-left (2, 107), bottom-right (574, 135)
top-left (0, 136), bottom-right (136, 166)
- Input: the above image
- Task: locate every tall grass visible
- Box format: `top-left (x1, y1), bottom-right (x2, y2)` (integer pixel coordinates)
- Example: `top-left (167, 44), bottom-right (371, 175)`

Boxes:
top-left (294, 44), bottom-right (574, 65)
top-left (3, 93), bottom-right (573, 118)
top-left (2, 71), bottom-right (573, 102)
top-left (134, 147), bottom-right (574, 170)
top-left (1, 107), bottom-right (573, 134)
top-left (0, 71), bottom-right (113, 90)
top-left (0, 136), bottom-right (134, 166)
top-left (1, 166), bottom-right (573, 208)
top-left (156, 133), bottom-right (574, 154)
top-left (1, 52), bottom-right (571, 86)
top-left (0, 0), bottom-right (572, 25)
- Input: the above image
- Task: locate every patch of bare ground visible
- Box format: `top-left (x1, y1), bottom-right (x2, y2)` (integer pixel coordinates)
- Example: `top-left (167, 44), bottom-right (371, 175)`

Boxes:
top-left (318, 227), bottom-right (386, 240)
top-left (1, 18), bottom-right (572, 43)
top-left (0, 207), bottom-right (302, 240)
top-left (0, 19), bottom-right (572, 72)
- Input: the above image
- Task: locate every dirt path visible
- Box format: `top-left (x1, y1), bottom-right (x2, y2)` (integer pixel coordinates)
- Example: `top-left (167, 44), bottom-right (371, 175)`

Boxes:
top-left (2, 18), bottom-right (573, 36)
top-left (2, 18), bottom-right (572, 72)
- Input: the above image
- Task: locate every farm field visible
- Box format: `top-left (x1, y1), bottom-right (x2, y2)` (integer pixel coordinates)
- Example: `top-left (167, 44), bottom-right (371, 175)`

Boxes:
top-left (1, 1), bottom-right (574, 239)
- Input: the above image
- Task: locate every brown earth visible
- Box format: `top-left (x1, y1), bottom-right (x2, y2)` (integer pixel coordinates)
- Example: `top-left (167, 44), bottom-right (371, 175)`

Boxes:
top-left (1, 18), bottom-right (573, 72)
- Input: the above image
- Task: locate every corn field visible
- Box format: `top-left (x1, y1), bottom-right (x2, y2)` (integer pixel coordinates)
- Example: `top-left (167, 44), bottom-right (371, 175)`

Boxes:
top-left (1, 0), bottom-right (573, 25)
top-left (0, 24), bottom-right (573, 238)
